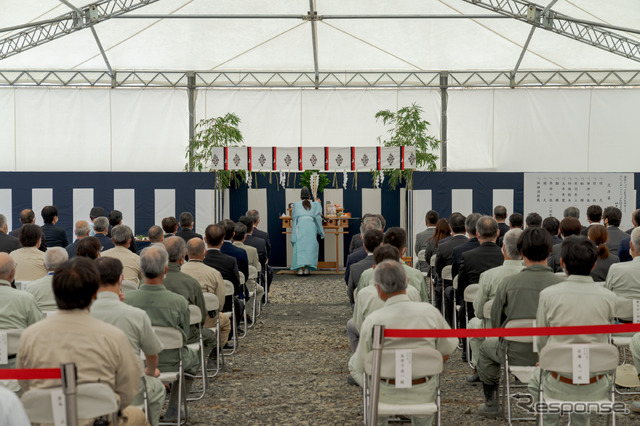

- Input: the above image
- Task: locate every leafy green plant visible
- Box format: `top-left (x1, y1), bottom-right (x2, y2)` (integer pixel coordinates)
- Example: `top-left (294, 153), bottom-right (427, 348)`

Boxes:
top-left (299, 170), bottom-right (330, 194)
top-left (375, 103), bottom-right (440, 189)
top-left (185, 113), bottom-right (245, 189)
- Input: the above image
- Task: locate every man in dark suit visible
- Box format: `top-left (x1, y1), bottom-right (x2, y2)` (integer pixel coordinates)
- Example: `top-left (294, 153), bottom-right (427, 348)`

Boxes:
top-left (494, 205), bottom-right (509, 246)
top-left (238, 216), bottom-right (267, 266)
top-left (603, 206), bottom-right (628, 257)
top-left (246, 209), bottom-right (272, 295)
top-left (547, 217), bottom-right (581, 272)
top-left (93, 217), bottom-right (114, 251)
top-left (203, 224), bottom-right (244, 324)
top-left (175, 212), bottom-right (202, 242)
top-left (542, 216), bottom-right (562, 245)
top-left (65, 220), bottom-right (90, 258)
top-left (0, 214), bottom-right (20, 254)
top-left (346, 229), bottom-right (384, 306)
top-left (580, 204), bottom-right (602, 236)
top-left (10, 209), bottom-right (47, 252)
top-left (219, 220), bottom-right (249, 291)
top-left (161, 216), bottom-right (178, 238)
top-left (345, 216), bottom-right (382, 286)
top-left (619, 210), bottom-right (640, 262)
top-left (40, 205), bottom-right (68, 248)
top-left (434, 212), bottom-right (468, 311)
top-left (451, 213), bottom-right (482, 278)
top-left (454, 216), bottom-right (504, 360)
top-left (414, 210), bottom-right (439, 257)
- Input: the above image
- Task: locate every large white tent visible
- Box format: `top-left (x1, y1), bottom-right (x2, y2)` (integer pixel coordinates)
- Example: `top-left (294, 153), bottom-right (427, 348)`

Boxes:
top-left (1, 0), bottom-right (639, 172)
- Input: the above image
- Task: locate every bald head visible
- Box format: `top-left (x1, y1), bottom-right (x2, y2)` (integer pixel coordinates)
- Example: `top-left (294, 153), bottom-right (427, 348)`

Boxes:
top-left (187, 238), bottom-right (206, 260)
top-left (74, 220), bottom-right (90, 238)
top-left (0, 253), bottom-right (16, 281)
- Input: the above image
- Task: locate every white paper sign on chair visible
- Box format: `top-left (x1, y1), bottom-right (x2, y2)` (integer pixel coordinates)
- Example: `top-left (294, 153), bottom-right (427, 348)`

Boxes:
top-left (50, 388), bottom-right (66, 425)
top-left (572, 345), bottom-right (590, 384)
top-left (633, 299), bottom-right (640, 324)
top-left (395, 349), bottom-right (412, 388)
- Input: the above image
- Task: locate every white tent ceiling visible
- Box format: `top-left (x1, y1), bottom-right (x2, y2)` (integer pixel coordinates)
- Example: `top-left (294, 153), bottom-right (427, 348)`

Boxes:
top-left (1, 0), bottom-right (639, 73)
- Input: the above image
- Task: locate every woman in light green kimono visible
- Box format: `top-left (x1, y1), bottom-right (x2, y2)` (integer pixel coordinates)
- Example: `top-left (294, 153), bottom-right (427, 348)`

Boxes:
top-left (291, 187), bottom-right (324, 275)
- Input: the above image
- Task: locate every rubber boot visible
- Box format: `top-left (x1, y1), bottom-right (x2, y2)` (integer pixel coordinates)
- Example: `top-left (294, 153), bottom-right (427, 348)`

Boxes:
top-left (477, 382), bottom-right (500, 418)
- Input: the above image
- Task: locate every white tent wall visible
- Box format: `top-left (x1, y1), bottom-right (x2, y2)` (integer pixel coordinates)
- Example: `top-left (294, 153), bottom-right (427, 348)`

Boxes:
top-left (1, 86), bottom-right (640, 171)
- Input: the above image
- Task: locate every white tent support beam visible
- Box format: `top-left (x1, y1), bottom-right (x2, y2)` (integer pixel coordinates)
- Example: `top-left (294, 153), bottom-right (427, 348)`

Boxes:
top-left (307, 1), bottom-right (320, 89)
top-left (1, 70), bottom-right (640, 88)
top-left (463, 0), bottom-right (640, 63)
top-left (0, 0), bottom-right (160, 61)
top-left (114, 14), bottom-right (510, 20)
top-left (439, 72), bottom-right (448, 172)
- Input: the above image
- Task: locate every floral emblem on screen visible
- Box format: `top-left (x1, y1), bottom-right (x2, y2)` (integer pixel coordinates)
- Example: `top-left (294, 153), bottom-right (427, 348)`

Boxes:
top-left (310, 154), bottom-right (318, 167)
top-left (258, 153), bottom-right (267, 167)
top-left (233, 154), bottom-right (241, 167)
top-left (361, 153), bottom-right (369, 167)
top-left (336, 154), bottom-right (344, 167)
top-left (408, 152), bottom-right (416, 166)
top-left (284, 154), bottom-right (292, 167)
top-left (212, 154), bottom-right (219, 168)
top-left (386, 153), bottom-right (395, 166)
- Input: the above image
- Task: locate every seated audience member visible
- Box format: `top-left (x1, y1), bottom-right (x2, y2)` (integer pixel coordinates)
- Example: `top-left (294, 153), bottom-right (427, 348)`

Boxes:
top-left (65, 220), bottom-right (90, 259)
top-left (219, 220), bottom-right (249, 297)
top-left (26, 247), bottom-right (68, 312)
top-left (349, 260), bottom-right (457, 425)
top-left (581, 204), bottom-right (603, 236)
top-left (181, 238), bottom-right (231, 347)
top-left (10, 209), bottom-right (47, 252)
top-left (347, 214), bottom-right (373, 254)
top-left (547, 216), bottom-right (581, 273)
top-left (93, 216), bottom-right (114, 251)
top-left (508, 213), bottom-right (524, 230)
top-left (451, 213), bottom-right (482, 279)
top-left (238, 215), bottom-right (267, 268)
top-left (414, 209), bottom-right (439, 258)
top-left (345, 215), bottom-right (383, 287)
top-left (0, 386), bottom-right (30, 424)
top-left (466, 228), bottom-right (524, 383)
top-left (40, 205), bottom-right (68, 248)
top-left (564, 205), bottom-right (587, 235)
top-left (0, 214), bottom-right (20, 254)
top-left (91, 257), bottom-right (165, 426)
top-left (419, 218), bottom-right (451, 274)
top-left (525, 212), bottom-right (542, 228)
top-left (346, 245), bottom-right (420, 353)
top-left (542, 216), bottom-right (562, 245)
top-left (246, 209), bottom-right (273, 294)
top-left (18, 257), bottom-right (145, 425)
top-left (346, 229), bottom-right (384, 306)
top-left (605, 227), bottom-right (640, 299)
top-left (88, 206), bottom-right (105, 236)
top-left (476, 228), bottom-right (563, 417)
top-left (148, 225), bottom-right (164, 244)
top-left (452, 216), bottom-right (503, 361)
top-left (11, 224), bottom-right (47, 280)
top-left (233, 222), bottom-right (264, 313)
top-left (434, 212), bottom-right (467, 310)
top-left (587, 225), bottom-right (619, 282)
top-left (494, 205), bottom-right (509, 245)
top-left (619, 209), bottom-right (640, 262)
top-left (176, 212), bottom-right (202, 242)
top-left (603, 206), bottom-right (627, 257)
top-left (102, 225), bottom-right (143, 285)
top-left (124, 245), bottom-right (199, 421)
top-left (76, 236), bottom-right (102, 259)
top-left (162, 216), bottom-right (179, 237)
top-left (108, 210), bottom-right (138, 254)
top-left (528, 236), bottom-right (617, 426)
top-left (0, 252), bottom-right (43, 329)
top-left (203, 224), bottom-right (242, 312)
top-left (162, 236), bottom-right (216, 362)
top-left (356, 227), bottom-right (429, 302)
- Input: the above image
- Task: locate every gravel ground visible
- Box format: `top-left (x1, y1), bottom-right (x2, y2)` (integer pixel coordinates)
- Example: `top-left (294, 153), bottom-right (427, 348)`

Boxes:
top-left (185, 273), bottom-right (640, 425)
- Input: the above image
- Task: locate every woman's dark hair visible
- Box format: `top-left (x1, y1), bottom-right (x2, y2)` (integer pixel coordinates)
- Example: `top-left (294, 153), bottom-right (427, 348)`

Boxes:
top-left (587, 224), bottom-right (610, 260)
top-left (430, 218), bottom-right (451, 248)
top-left (76, 237), bottom-right (102, 260)
top-left (18, 224), bottom-right (42, 247)
top-left (301, 187), bottom-right (311, 210)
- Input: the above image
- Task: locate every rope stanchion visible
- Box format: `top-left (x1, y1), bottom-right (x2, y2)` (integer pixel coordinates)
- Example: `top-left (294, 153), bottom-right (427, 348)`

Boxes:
top-left (384, 323), bottom-right (640, 339)
top-left (0, 368), bottom-right (62, 380)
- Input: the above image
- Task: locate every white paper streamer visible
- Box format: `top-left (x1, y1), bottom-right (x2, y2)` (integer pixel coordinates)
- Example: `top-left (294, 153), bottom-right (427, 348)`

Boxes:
top-left (343, 171), bottom-right (348, 190)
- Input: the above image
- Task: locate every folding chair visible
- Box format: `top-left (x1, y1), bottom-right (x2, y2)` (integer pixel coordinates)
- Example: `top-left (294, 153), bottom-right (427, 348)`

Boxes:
top-left (452, 275), bottom-right (459, 329)
top-left (247, 265), bottom-right (260, 327)
top-left (121, 280), bottom-right (138, 294)
top-left (203, 292), bottom-right (222, 377)
top-left (417, 250), bottom-right (432, 305)
top-left (22, 382), bottom-right (119, 425)
top-left (185, 305), bottom-right (206, 401)
top-left (611, 297), bottom-right (640, 395)
top-left (502, 319), bottom-right (537, 425)
top-left (238, 271), bottom-right (249, 339)
top-left (482, 300), bottom-right (494, 323)
top-left (463, 284), bottom-right (479, 369)
top-left (222, 280), bottom-right (238, 355)
top-left (0, 329), bottom-right (23, 392)
top-left (537, 343), bottom-right (618, 426)
top-left (440, 265), bottom-right (453, 318)
top-left (429, 254), bottom-right (437, 306)
top-left (153, 326), bottom-right (188, 425)
top-left (362, 347), bottom-right (443, 426)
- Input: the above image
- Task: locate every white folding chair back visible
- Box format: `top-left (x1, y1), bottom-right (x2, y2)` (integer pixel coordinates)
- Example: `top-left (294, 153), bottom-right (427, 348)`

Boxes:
top-left (441, 266), bottom-right (452, 281)
top-left (539, 343), bottom-right (618, 374)
top-left (15, 281), bottom-right (31, 291)
top-left (482, 299), bottom-right (494, 319)
top-left (151, 326), bottom-right (187, 424)
top-left (463, 284), bottom-right (478, 303)
top-left (1, 328), bottom-right (23, 358)
top-left (430, 255), bottom-right (436, 268)
top-left (188, 305), bottom-right (202, 325)
top-left (239, 271), bottom-right (245, 284)
top-left (417, 249), bottom-right (426, 263)
top-left (203, 293), bottom-right (219, 311)
top-left (22, 383), bottom-right (118, 424)
top-left (186, 306), bottom-right (206, 401)
top-left (503, 319), bottom-right (536, 344)
top-left (248, 265), bottom-right (259, 280)
top-left (222, 280), bottom-right (238, 355)
top-left (614, 297), bottom-right (633, 323)
top-left (153, 326), bottom-right (183, 351)
top-left (202, 293), bottom-right (222, 377)
top-left (224, 280), bottom-right (234, 297)
top-left (121, 280), bottom-right (138, 294)
top-left (502, 319), bottom-right (537, 424)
